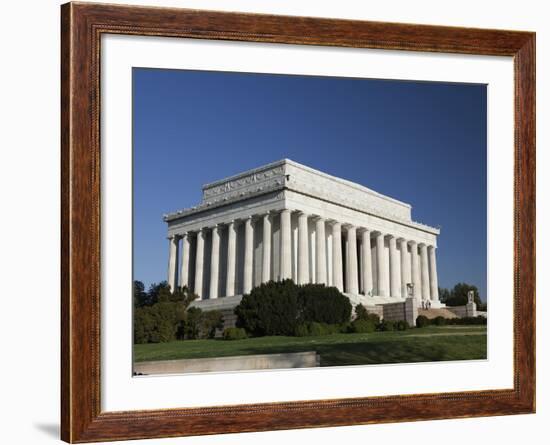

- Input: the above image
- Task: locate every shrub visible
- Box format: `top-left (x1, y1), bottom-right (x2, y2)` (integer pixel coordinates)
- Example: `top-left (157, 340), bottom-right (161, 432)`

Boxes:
top-left (235, 280), bottom-right (300, 336)
top-left (396, 320), bottom-right (410, 331)
top-left (349, 319), bottom-right (376, 333)
top-left (298, 284), bottom-right (352, 325)
top-left (223, 327), bottom-right (247, 340)
top-left (354, 304), bottom-right (369, 321)
top-left (133, 302), bottom-right (183, 343)
top-left (133, 281), bottom-right (199, 343)
top-left (416, 315), bottom-right (430, 328)
top-left (339, 321), bottom-right (352, 333)
top-left (235, 280), bottom-right (352, 336)
top-left (378, 320), bottom-right (396, 331)
top-left (199, 310), bottom-right (224, 339)
top-left (433, 316), bottom-right (447, 326)
top-left (294, 324), bottom-right (310, 337)
top-left (295, 322), bottom-right (341, 337)
top-left (354, 304), bottom-right (381, 324)
top-left (447, 316), bottom-right (487, 326)
top-left (307, 322), bottom-right (326, 336)
top-left (184, 307), bottom-right (203, 339)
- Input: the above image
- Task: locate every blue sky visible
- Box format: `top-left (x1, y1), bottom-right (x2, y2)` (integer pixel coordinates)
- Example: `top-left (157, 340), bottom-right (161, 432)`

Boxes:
top-left (133, 68), bottom-right (487, 299)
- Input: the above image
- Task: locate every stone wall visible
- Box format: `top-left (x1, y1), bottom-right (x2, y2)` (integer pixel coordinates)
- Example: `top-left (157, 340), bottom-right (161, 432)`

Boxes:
top-left (446, 302), bottom-right (477, 318)
top-left (379, 297), bottom-right (417, 326)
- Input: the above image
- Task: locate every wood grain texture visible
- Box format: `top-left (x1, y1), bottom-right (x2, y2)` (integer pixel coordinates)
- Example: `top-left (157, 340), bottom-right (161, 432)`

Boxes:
top-left (60, 2), bottom-right (536, 442)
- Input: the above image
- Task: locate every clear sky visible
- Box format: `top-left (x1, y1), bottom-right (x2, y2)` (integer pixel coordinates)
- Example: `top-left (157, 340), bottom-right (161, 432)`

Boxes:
top-left (133, 68), bottom-right (487, 300)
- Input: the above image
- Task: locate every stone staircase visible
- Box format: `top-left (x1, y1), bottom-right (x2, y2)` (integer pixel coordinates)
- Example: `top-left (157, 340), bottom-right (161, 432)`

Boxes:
top-left (417, 308), bottom-right (459, 319)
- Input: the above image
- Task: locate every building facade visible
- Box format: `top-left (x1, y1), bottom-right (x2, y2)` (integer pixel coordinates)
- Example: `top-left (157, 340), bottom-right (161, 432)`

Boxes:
top-left (164, 159), bottom-right (443, 309)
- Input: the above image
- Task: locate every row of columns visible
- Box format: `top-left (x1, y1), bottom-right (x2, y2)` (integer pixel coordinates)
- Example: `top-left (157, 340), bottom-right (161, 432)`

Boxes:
top-left (167, 209), bottom-right (439, 302)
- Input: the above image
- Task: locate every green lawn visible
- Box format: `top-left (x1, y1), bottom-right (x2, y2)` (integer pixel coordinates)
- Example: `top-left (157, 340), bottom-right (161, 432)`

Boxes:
top-left (134, 325), bottom-right (487, 367)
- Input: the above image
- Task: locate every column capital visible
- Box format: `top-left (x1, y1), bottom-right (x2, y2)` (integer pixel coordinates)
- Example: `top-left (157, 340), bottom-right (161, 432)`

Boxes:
top-left (408, 239), bottom-right (418, 246)
top-left (357, 227), bottom-right (371, 234)
top-left (327, 219), bottom-right (341, 226)
top-left (311, 214), bottom-right (325, 222)
top-left (342, 223), bottom-right (355, 230)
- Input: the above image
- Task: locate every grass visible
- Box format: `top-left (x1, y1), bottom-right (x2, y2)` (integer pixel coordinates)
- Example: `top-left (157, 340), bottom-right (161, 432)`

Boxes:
top-left (134, 325), bottom-right (487, 367)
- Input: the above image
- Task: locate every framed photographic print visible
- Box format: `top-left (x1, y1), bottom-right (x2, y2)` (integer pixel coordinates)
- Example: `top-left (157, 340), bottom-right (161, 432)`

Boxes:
top-left (61, 2), bottom-right (535, 442)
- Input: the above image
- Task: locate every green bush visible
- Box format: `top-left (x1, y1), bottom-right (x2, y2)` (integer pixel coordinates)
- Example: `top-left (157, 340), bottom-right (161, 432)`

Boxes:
top-left (235, 280), bottom-right (352, 337)
top-left (307, 322), bottom-right (326, 336)
top-left (200, 310), bottom-right (224, 339)
top-left (354, 304), bottom-right (369, 321)
top-left (235, 280), bottom-right (300, 336)
top-left (294, 324), bottom-right (310, 337)
top-left (349, 319), bottom-right (376, 333)
top-left (298, 284), bottom-right (352, 325)
top-left (133, 302), bottom-right (185, 343)
top-left (354, 304), bottom-right (381, 324)
top-left (133, 281), bottom-right (199, 344)
top-left (416, 315), bottom-right (430, 328)
top-left (184, 307), bottom-right (203, 339)
top-left (378, 320), bottom-right (396, 331)
top-left (222, 327), bottom-right (247, 340)
top-left (433, 316), bottom-right (447, 326)
top-left (295, 322), bottom-right (341, 337)
top-left (447, 316), bottom-right (487, 325)
top-left (396, 320), bottom-right (410, 331)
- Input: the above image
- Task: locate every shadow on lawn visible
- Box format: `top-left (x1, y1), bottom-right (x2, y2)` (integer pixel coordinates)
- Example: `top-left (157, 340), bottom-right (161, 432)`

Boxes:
top-left (239, 335), bottom-right (487, 367)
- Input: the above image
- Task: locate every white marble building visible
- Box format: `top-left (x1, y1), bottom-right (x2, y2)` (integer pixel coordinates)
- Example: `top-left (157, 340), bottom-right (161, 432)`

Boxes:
top-left (164, 159), bottom-right (443, 309)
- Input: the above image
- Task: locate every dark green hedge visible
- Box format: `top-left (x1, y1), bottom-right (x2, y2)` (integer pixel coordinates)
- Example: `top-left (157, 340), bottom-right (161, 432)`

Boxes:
top-left (416, 315), bottom-right (487, 328)
top-left (235, 280), bottom-right (352, 337)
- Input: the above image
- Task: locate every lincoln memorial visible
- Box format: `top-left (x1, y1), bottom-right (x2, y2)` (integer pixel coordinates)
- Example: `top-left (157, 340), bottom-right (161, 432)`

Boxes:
top-left (164, 159), bottom-right (443, 310)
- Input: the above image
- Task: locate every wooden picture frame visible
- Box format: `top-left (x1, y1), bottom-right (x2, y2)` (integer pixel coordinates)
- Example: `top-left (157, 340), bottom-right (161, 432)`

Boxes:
top-left (61, 2), bottom-right (535, 442)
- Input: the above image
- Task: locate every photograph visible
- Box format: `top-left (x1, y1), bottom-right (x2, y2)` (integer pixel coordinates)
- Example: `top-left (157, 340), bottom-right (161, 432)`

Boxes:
top-left (132, 68), bottom-right (488, 376)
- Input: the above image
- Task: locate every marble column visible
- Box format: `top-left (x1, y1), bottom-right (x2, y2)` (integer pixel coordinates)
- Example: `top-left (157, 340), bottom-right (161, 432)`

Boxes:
top-left (399, 238), bottom-right (410, 298)
top-left (225, 221), bottom-right (236, 297)
top-left (297, 212), bottom-right (310, 285)
top-left (361, 229), bottom-right (373, 296)
top-left (389, 236), bottom-right (400, 298)
top-left (410, 241), bottom-right (421, 301)
top-left (420, 243), bottom-right (430, 300)
top-left (280, 209), bottom-right (292, 280)
top-left (180, 233), bottom-right (190, 289)
top-left (346, 226), bottom-right (359, 295)
top-left (262, 214), bottom-right (272, 283)
top-left (194, 229), bottom-right (205, 298)
top-left (167, 235), bottom-right (178, 291)
top-left (428, 245), bottom-right (439, 301)
top-left (243, 217), bottom-right (254, 294)
top-left (209, 226), bottom-right (220, 299)
top-left (376, 232), bottom-right (388, 297)
top-left (315, 217), bottom-right (327, 285)
top-left (331, 222), bottom-right (343, 292)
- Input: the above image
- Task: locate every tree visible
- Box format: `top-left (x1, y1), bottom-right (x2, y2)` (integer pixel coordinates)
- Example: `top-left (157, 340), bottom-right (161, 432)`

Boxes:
top-left (184, 307), bottom-right (203, 340)
top-left (445, 283), bottom-right (483, 307)
top-left (147, 281), bottom-right (171, 306)
top-left (133, 281), bottom-right (200, 343)
top-left (133, 280), bottom-right (148, 308)
top-left (438, 287), bottom-right (451, 304)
